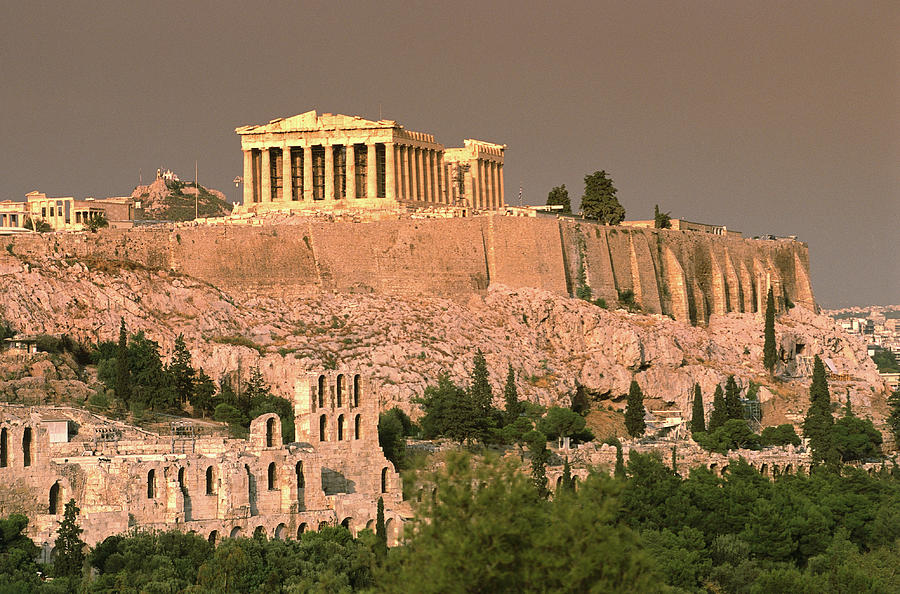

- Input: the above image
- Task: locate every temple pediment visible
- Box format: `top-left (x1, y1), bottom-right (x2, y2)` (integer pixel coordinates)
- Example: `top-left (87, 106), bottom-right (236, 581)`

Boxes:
top-left (236, 110), bottom-right (398, 135)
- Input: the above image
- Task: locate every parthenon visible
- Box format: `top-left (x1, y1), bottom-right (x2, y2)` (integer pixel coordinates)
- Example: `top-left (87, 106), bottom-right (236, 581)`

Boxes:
top-left (236, 110), bottom-right (506, 212)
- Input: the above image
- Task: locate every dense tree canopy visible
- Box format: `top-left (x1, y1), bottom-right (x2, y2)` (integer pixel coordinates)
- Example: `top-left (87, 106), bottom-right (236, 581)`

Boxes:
top-left (545, 184), bottom-right (571, 214)
top-left (580, 170), bottom-right (625, 224)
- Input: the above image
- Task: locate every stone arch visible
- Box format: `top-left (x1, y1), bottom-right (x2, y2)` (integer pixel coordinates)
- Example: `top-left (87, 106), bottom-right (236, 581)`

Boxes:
top-left (555, 476), bottom-right (563, 490)
top-left (253, 525), bottom-right (266, 539)
top-left (572, 476), bottom-right (579, 491)
top-left (267, 462), bottom-right (277, 490)
top-left (0, 427), bottom-right (7, 467)
top-left (318, 520), bottom-right (329, 531)
top-left (720, 465), bottom-right (729, 476)
top-left (229, 526), bottom-right (242, 538)
top-left (296, 461), bottom-right (305, 490)
top-left (297, 523), bottom-right (307, 538)
top-left (354, 415), bottom-right (362, 440)
top-left (381, 467), bottom-right (389, 493)
top-left (365, 519), bottom-right (375, 531)
top-left (266, 417), bottom-right (276, 447)
top-left (317, 375), bottom-right (325, 408)
top-left (208, 530), bottom-right (218, 545)
top-left (341, 517), bottom-right (353, 534)
top-left (147, 469), bottom-right (157, 499)
top-left (336, 374), bottom-right (344, 407)
top-left (22, 427), bottom-right (32, 467)
top-left (385, 518), bottom-right (399, 546)
top-left (784, 464), bottom-right (793, 475)
top-left (337, 414), bottom-right (345, 441)
top-left (206, 466), bottom-right (215, 495)
top-left (274, 523), bottom-right (287, 540)
top-left (319, 414), bottom-right (327, 441)
top-left (760, 463), bottom-right (768, 477)
top-left (353, 374), bottom-right (361, 407)
top-left (49, 482), bottom-right (60, 514)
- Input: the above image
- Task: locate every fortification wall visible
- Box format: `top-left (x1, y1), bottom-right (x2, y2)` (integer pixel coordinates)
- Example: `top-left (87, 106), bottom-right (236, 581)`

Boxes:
top-left (4, 215), bottom-right (814, 323)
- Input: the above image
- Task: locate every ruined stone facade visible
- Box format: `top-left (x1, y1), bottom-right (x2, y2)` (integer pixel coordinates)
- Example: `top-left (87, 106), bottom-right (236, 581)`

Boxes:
top-left (236, 110), bottom-right (505, 212)
top-left (0, 371), bottom-right (404, 558)
top-left (0, 192), bottom-right (134, 232)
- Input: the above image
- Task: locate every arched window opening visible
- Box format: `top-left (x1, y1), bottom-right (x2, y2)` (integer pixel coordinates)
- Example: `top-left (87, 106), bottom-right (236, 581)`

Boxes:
top-left (229, 526), bottom-right (242, 538)
top-left (266, 417), bottom-right (275, 447)
top-left (254, 526), bottom-right (266, 539)
top-left (267, 462), bottom-right (277, 490)
top-left (296, 461), bottom-right (305, 490)
top-left (381, 467), bottom-right (388, 493)
top-left (341, 517), bottom-right (352, 532)
top-left (354, 415), bottom-right (361, 440)
top-left (319, 414), bottom-right (327, 441)
top-left (336, 374), bottom-right (344, 407)
top-left (337, 415), bottom-right (345, 441)
top-left (0, 428), bottom-right (7, 467)
top-left (206, 466), bottom-right (215, 495)
top-left (208, 530), bottom-right (218, 545)
top-left (178, 467), bottom-right (186, 493)
top-left (22, 427), bottom-right (32, 467)
top-left (353, 375), bottom-right (361, 407)
top-left (275, 524), bottom-right (287, 540)
top-left (297, 523), bottom-right (307, 538)
top-left (318, 521), bottom-right (329, 531)
top-left (147, 469), bottom-right (156, 499)
top-left (317, 375), bottom-right (325, 408)
top-left (49, 482), bottom-right (60, 514)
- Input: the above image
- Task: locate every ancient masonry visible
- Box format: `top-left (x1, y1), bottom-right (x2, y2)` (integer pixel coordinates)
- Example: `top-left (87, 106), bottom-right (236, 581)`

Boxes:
top-left (0, 372), bottom-right (404, 558)
top-left (8, 215), bottom-right (816, 324)
top-left (236, 110), bottom-right (506, 212)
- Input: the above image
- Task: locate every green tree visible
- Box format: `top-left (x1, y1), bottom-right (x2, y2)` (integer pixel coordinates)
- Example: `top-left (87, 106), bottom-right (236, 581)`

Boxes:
top-left (653, 204), bottom-right (671, 229)
top-left (503, 363), bottom-right (521, 424)
top-left (708, 384), bottom-right (728, 431)
top-left (192, 369), bottom-right (216, 418)
top-left (524, 430), bottom-right (550, 498)
top-left (129, 331), bottom-right (177, 412)
top-left (561, 457), bottom-right (575, 493)
top-left (115, 318), bottom-right (130, 405)
top-left (417, 374), bottom-right (479, 444)
top-left (833, 414), bottom-right (883, 461)
top-left (625, 380), bottom-right (646, 438)
top-left (375, 496), bottom-right (387, 560)
top-left (537, 406), bottom-right (587, 442)
top-left (803, 356), bottom-right (837, 465)
top-left (760, 424), bottom-right (801, 447)
top-left (469, 349), bottom-right (492, 415)
top-left (546, 184), bottom-right (571, 214)
top-left (170, 333), bottom-right (196, 406)
top-left (887, 389), bottom-right (900, 447)
top-left (84, 212), bottom-right (109, 232)
top-left (694, 419), bottom-right (761, 453)
top-left (581, 170), bottom-right (625, 224)
top-left (725, 375), bottom-right (743, 420)
top-left (54, 498), bottom-right (86, 579)
top-left (24, 216), bottom-right (52, 232)
top-left (378, 407), bottom-right (411, 469)
top-left (0, 514), bottom-right (42, 591)
top-left (690, 383), bottom-right (705, 434)
top-left (763, 287), bottom-right (778, 374)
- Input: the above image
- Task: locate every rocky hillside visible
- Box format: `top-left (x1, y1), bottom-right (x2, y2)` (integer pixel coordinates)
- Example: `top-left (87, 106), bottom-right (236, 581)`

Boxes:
top-left (131, 178), bottom-right (232, 220)
top-left (0, 250), bottom-right (889, 433)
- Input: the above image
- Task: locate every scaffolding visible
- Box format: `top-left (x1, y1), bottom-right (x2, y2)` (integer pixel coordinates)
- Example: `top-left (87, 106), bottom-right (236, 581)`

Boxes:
top-left (170, 421), bottom-right (196, 454)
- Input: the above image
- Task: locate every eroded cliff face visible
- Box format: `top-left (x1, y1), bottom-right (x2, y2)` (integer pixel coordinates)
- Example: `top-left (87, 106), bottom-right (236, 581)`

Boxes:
top-left (0, 251), bottom-right (885, 434)
top-left (5, 215), bottom-right (813, 325)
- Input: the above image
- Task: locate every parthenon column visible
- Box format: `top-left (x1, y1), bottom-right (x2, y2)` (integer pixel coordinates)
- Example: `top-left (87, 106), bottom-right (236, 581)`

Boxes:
top-left (366, 144), bottom-right (377, 198)
top-left (498, 164), bottom-right (504, 207)
top-left (385, 142), bottom-right (395, 200)
top-left (261, 148), bottom-right (271, 203)
top-left (324, 143), bottom-right (335, 201)
top-left (437, 153), bottom-right (445, 203)
top-left (492, 162), bottom-right (499, 209)
top-left (346, 144), bottom-right (356, 199)
top-left (282, 147), bottom-right (292, 202)
top-left (415, 148), bottom-right (424, 201)
top-left (429, 151), bottom-right (437, 202)
top-left (486, 161), bottom-right (495, 210)
top-left (242, 149), bottom-right (253, 205)
top-left (302, 145), bottom-right (312, 201)
top-left (422, 150), bottom-right (431, 202)
top-left (479, 161), bottom-right (487, 209)
top-left (405, 146), bottom-right (413, 200)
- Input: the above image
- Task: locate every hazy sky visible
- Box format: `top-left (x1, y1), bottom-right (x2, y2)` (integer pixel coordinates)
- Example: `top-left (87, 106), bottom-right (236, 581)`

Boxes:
top-left (2, 1), bottom-right (897, 307)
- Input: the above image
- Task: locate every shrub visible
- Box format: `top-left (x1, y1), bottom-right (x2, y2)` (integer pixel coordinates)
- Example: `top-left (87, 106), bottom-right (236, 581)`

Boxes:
top-left (760, 424), bottom-right (801, 447)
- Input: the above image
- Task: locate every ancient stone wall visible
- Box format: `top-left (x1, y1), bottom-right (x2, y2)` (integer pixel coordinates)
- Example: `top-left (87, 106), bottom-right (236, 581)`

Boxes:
top-left (5, 214), bottom-right (814, 322)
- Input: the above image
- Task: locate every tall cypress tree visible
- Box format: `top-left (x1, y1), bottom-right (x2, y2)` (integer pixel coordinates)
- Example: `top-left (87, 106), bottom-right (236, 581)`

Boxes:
top-left (725, 375), bottom-right (743, 420)
top-left (803, 356), bottom-right (836, 465)
top-left (763, 287), bottom-right (777, 374)
top-left (54, 499), bottom-right (85, 579)
top-left (170, 334), bottom-right (196, 407)
top-left (375, 496), bottom-right (387, 558)
top-left (114, 319), bottom-right (130, 405)
top-left (690, 383), bottom-right (705, 434)
top-left (469, 349), bottom-right (492, 415)
top-left (624, 380), bottom-right (646, 438)
top-left (708, 385), bottom-right (727, 431)
top-left (561, 457), bottom-right (574, 493)
top-left (614, 443), bottom-right (626, 479)
top-left (503, 363), bottom-right (521, 424)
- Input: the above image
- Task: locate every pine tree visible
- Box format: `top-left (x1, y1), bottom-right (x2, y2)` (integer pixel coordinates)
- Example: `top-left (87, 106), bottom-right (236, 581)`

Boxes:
top-left (690, 383), bottom-right (705, 434)
top-left (115, 319), bottom-right (130, 405)
top-left (525, 431), bottom-right (550, 498)
top-left (763, 287), bottom-right (777, 374)
top-left (469, 349), bottom-right (492, 415)
top-left (546, 184), bottom-right (571, 214)
top-left (54, 499), bottom-right (85, 579)
top-left (887, 389), bottom-right (900, 447)
top-left (725, 375), bottom-right (743, 420)
top-left (375, 496), bottom-right (387, 558)
top-left (581, 170), bottom-right (625, 224)
top-left (503, 363), bottom-right (521, 425)
top-left (624, 380), bottom-right (646, 438)
top-left (671, 446), bottom-right (678, 476)
top-left (614, 443), bottom-right (626, 479)
top-left (708, 385), bottom-right (727, 431)
top-left (803, 356), bottom-right (836, 465)
top-left (170, 334), bottom-right (196, 406)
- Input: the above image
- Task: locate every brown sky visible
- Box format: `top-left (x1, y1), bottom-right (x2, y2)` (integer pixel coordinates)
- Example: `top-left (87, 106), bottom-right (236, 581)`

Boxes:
top-left (1, 1), bottom-right (897, 307)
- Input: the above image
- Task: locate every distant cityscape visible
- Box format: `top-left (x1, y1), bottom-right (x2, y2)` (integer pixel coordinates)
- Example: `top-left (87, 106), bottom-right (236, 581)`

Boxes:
top-left (824, 305), bottom-right (900, 391)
